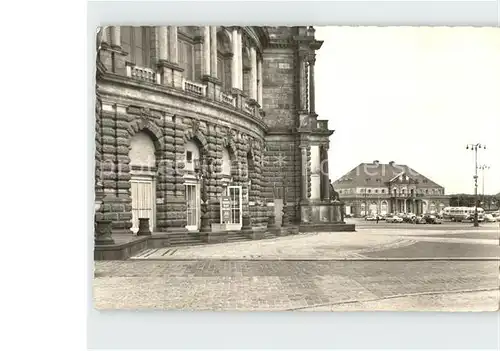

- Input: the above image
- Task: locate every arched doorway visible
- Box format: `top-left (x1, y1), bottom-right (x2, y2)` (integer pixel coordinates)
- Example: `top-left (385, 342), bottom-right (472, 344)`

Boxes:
top-left (184, 139), bottom-right (202, 231)
top-left (221, 146), bottom-right (242, 230)
top-left (129, 131), bottom-right (157, 233)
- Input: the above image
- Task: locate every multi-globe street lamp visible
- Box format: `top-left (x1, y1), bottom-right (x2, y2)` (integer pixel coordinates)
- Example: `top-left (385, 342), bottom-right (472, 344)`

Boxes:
top-left (466, 143), bottom-right (486, 227)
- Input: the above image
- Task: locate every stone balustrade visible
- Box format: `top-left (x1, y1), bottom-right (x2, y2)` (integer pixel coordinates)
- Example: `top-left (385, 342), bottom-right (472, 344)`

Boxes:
top-left (126, 63), bottom-right (159, 84)
top-left (182, 79), bottom-right (207, 97)
top-left (220, 92), bottom-right (235, 106)
top-left (121, 65), bottom-right (263, 119)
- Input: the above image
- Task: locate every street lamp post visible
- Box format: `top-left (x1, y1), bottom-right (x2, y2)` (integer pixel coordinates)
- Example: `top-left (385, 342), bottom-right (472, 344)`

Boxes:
top-left (466, 143), bottom-right (486, 227)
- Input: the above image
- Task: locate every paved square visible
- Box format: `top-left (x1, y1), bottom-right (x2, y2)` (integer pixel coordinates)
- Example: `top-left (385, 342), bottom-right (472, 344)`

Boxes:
top-left (94, 223), bottom-right (500, 311)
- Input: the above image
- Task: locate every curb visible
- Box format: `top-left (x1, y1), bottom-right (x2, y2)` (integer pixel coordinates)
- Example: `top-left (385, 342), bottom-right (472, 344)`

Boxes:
top-left (128, 256), bottom-right (500, 262)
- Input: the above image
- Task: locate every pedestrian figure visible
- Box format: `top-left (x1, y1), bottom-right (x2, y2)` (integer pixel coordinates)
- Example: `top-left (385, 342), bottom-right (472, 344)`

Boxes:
top-left (376, 215), bottom-right (379, 224)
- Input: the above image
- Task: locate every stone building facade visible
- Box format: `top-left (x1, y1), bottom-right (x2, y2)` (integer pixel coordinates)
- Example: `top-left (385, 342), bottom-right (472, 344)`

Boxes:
top-left (95, 26), bottom-right (346, 243)
top-left (332, 161), bottom-right (450, 217)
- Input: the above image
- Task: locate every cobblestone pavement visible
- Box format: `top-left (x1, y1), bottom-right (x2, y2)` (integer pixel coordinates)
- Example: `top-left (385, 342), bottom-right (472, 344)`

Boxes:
top-left (93, 261), bottom-right (500, 311)
top-left (297, 289), bottom-right (500, 311)
top-left (129, 225), bottom-right (500, 260)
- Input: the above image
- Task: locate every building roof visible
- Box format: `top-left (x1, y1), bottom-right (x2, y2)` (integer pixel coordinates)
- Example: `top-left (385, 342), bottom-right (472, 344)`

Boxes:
top-left (332, 161), bottom-right (444, 189)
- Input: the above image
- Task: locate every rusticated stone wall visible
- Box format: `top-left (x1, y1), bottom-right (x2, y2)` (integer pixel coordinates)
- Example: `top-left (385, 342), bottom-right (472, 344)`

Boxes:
top-left (262, 135), bottom-right (301, 223)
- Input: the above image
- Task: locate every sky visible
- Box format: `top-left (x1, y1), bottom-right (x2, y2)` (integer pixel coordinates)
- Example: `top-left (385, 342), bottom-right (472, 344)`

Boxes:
top-left (314, 26), bottom-right (500, 195)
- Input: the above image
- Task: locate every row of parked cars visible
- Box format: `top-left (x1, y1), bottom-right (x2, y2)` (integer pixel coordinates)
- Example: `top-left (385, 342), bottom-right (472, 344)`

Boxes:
top-left (365, 213), bottom-right (442, 224)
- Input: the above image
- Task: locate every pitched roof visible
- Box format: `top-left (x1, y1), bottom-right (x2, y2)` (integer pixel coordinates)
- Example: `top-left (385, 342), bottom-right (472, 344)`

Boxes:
top-left (332, 161), bottom-right (444, 189)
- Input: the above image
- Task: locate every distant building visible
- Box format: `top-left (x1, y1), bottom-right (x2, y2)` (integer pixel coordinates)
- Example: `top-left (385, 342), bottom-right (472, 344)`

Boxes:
top-left (332, 160), bottom-right (450, 217)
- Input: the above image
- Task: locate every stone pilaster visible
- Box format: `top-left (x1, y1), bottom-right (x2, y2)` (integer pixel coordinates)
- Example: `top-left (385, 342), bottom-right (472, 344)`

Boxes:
top-left (99, 102), bottom-right (133, 232)
top-left (158, 26), bottom-right (169, 62)
top-left (168, 26), bottom-right (178, 64)
top-left (297, 51), bottom-right (309, 113)
top-left (203, 26), bottom-right (211, 76)
top-left (166, 115), bottom-right (187, 231)
top-left (257, 57), bottom-right (263, 106)
top-left (249, 47), bottom-right (258, 101)
top-left (205, 124), bottom-right (223, 226)
top-left (210, 26), bottom-right (218, 79)
top-left (253, 141), bottom-right (266, 227)
top-left (156, 113), bottom-right (176, 232)
top-left (308, 54), bottom-right (316, 114)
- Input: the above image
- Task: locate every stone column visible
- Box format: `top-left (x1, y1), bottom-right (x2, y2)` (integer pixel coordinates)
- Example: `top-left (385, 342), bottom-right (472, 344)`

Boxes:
top-left (321, 145), bottom-right (330, 201)
top-left (203, 26), bottom-right (211, 76)
top-left (210, 26), bottom-right (218, 79)
top-left (237, 31), bottom-right (243, 90)
top-left (158, 26), bottom-right (169, 61)
top-left (99, 27), bottom-right (109, 46)
top-left (308, 54), bottom-right (316, 114)
top-left (257, 57), bottom-right (263, 106)
top-left (110, 26), bottom-right (121, 49)
top-left (168, 26), bottom-right (178, 64)
top-left (231, 28), bottom-right (239, 89)
top-left (249, 47), bottom-right (258, 101)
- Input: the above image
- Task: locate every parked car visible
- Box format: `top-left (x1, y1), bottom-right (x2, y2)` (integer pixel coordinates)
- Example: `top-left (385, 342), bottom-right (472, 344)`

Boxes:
top-left (484, 214), bottom-right (497, 222)
top-left (424, 214), bottom-right (442, 224)
top-left (403, 214), bottom-right (416, 223)
top-left (386, 215), bottom-right (403, 223)
top-left (415, 216), bottom-right (427, 224)
top-left (365, 215), bottom-right (377, 221)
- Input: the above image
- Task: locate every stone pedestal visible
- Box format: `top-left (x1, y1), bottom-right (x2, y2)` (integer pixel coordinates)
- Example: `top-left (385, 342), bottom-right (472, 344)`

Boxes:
top-left (230, 88), bottom-right (245, 110)
top-left (202, 75), bottom-right (221, 101)
top-left (281, 206), bottom-right (290, 227)
top-left (137, 218), bottom-right (152, 236)
top-left (158, 60), bottom-right (184, 89)
top-left (95, 219), bottom-right (115, 245)
top-left (241, 213), bottom-right (254, 238)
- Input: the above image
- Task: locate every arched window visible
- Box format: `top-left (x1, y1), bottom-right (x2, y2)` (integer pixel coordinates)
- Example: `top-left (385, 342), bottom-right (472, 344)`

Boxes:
top-left (222, 147), bottom-right (232, 176)
top-left (178, 26), bottom-right (198, 80)
top-left (184, 140), bottom-right (201, 172)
